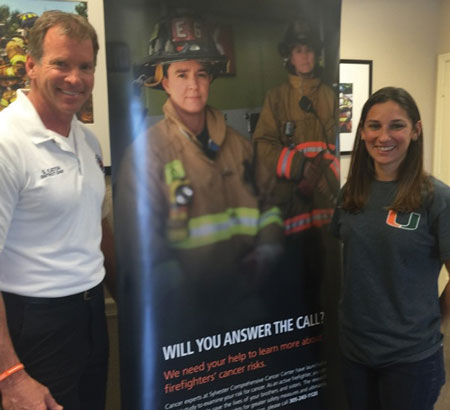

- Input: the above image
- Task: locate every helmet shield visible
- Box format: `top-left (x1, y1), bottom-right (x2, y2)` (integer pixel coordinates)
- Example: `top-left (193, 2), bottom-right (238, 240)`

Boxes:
top-left (134, 14), bottom-right (227, 89)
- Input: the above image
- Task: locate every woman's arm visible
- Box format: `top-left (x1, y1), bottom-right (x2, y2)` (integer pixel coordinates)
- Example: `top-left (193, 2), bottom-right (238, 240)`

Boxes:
top-left (440, 261), bottom-right (450, 322)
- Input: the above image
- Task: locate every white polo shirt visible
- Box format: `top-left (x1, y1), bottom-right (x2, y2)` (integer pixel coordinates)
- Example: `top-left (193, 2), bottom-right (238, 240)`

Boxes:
top-left (0, 90), bottom-right (106, 297)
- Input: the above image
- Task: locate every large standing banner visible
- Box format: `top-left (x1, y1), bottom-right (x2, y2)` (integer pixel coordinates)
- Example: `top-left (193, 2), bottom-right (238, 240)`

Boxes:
top-left (106, 0), bottom-right (343, 408)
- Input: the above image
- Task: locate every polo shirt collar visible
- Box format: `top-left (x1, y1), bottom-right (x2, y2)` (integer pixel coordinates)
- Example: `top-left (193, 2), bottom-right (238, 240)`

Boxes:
top-left (15, 89), bottom-right (79, 145)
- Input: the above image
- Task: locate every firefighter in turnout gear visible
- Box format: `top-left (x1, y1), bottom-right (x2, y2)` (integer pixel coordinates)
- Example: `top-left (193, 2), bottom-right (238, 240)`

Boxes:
top-left (253, 18), bottom-right (339, 307)
top-left (0, 12), bottom-right (38, 111)
top-left (116, 12), bottom-right (284, 341)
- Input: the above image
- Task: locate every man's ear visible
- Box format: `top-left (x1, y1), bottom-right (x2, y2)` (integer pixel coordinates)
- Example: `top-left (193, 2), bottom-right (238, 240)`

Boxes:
top-left (25, 55), bottom-right (37, 79)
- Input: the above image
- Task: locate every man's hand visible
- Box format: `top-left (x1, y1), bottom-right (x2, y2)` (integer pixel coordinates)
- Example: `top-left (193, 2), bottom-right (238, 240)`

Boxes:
top-left (0, 371), bottom-right (62, 410)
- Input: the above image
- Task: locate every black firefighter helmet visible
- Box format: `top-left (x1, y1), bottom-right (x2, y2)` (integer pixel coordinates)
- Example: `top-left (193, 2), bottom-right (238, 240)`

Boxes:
top-left (134, 12), bottom-right (228, 89)
top-left (278, 18), bottom-right (322, 74)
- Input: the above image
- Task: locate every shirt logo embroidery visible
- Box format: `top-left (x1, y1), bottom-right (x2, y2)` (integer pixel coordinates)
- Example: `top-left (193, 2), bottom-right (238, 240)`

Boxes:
top-left (386, 210), bottom-right (420, 230)
top-left (40, 166), bottom-right (64, 179)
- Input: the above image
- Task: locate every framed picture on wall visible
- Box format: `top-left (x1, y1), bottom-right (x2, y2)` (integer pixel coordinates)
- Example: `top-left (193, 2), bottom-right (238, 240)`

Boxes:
top-left (0, 0), bottom-right (111, 166)
top-left (213, 24), bottom-right (236, 75)
top-left (339, 59), bottom-right (372, 154)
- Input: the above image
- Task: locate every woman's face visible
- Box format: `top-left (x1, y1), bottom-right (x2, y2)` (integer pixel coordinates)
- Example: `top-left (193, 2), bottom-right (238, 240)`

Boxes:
top-left (290, 44), bottom-right (315, 77)
top-left (162, 60), bottom-right (211, 116)
top-left (361, 100), bottom-right (421, 181)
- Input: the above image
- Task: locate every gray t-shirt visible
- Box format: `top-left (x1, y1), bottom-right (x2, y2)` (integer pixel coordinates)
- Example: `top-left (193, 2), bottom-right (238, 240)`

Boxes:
top-left (331, 177), bottom-right (450, 367)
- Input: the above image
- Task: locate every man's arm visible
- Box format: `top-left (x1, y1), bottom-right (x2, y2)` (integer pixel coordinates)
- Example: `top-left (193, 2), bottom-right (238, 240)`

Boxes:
top-left (440, 261), bottom-right (450, 322)
top-left (101, 218), bottom-right (116, 300)
top-left (0, 294), bottom-right (62, 410)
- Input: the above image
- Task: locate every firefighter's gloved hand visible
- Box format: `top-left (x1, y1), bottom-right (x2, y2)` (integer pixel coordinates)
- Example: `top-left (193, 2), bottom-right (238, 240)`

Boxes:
top-left (241, 243), bottom-right (284, 278)
top-left (316, 172), bottom-right (339, 205)
top-left (297, 151), bottom-right (331, 198)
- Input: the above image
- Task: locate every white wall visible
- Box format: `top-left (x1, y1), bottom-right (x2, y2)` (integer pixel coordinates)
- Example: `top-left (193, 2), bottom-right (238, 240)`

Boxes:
top-left (341, 0), bottom-right (450, 291)
top-left (340, 0), bottom-right (441, 182)
top-left (438, 0), bottom-right (450, 54)
top-left (437, 0), bottom-right (450, 293)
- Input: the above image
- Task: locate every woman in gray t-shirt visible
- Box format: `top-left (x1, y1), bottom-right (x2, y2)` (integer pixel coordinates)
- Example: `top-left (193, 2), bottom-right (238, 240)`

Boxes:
top-left (331, 86), bottom-right (450, 410)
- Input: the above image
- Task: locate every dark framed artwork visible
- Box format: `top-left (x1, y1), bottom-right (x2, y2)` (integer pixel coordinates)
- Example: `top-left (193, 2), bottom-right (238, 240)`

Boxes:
top-left (213, 24), bottom-right (236, 76)
top-left (339, 59), bottom-right (373, 154)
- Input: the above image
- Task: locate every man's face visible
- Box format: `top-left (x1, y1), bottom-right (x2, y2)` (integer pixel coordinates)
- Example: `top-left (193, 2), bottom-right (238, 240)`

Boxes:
top-left (162, 60), bottom-right (211, 116)
top-left (290, 44), bottom-right (315, 76)
top-left (26, 26), bottom-right (95, 121)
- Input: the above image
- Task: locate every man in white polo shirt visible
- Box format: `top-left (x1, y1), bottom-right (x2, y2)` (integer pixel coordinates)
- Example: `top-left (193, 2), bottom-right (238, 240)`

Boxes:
top-left (0, 11), bottom-right (114, 410)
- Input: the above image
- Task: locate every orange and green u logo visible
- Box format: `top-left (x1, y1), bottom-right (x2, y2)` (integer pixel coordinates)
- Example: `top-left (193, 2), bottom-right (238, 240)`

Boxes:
top-left (386, 210), bottom-right (420, 230)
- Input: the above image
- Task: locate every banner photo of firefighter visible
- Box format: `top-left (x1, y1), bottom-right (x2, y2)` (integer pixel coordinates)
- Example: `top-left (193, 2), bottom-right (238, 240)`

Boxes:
top-left (0, 0), bottom-right (93, 122)
top-left (108, 0), bottom-right (342, 408)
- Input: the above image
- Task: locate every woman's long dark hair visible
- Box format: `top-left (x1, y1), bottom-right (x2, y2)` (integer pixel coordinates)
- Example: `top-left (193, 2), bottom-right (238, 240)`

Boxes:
top-left (342, 87), bottom-right (431, 212)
